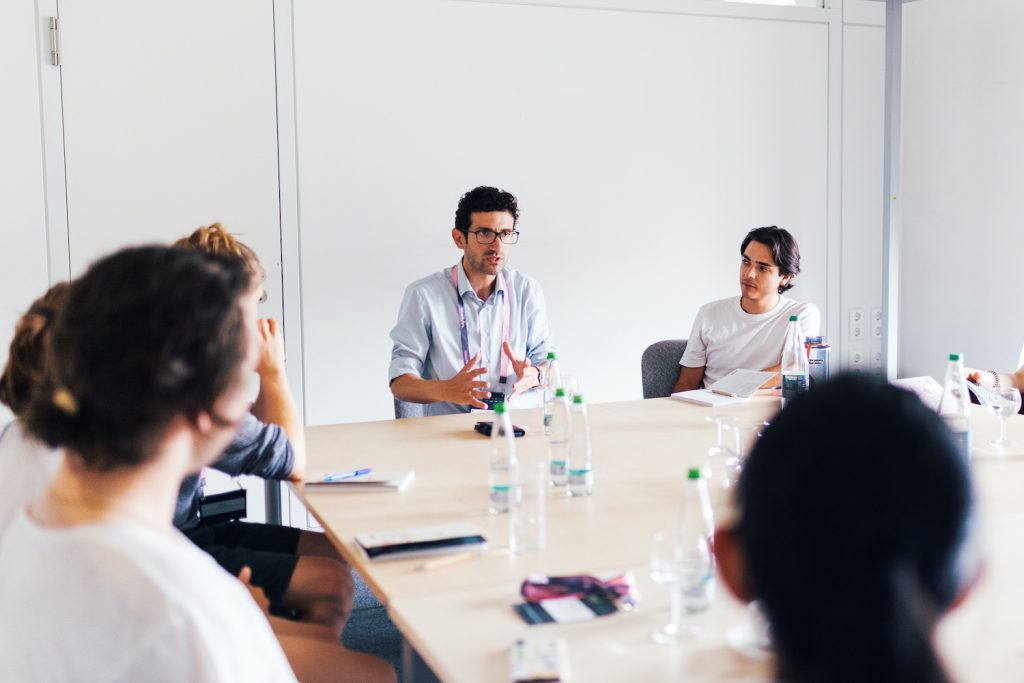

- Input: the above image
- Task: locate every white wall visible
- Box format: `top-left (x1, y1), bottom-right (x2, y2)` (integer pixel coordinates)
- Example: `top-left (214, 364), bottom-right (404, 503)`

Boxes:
top-left (294, 0), bottom-right (832, 425)
top-left (0, 1), bottom-right (52, 423)
top-left (901, 0), bottom-right (1024, 379)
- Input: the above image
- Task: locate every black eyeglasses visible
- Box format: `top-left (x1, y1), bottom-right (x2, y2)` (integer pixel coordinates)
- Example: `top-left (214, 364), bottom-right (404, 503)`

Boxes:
top-left (464, 229), bottom-right (520, 245)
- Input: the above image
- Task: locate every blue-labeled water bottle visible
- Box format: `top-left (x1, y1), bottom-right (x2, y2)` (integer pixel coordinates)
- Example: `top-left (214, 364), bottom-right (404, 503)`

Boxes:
top-left (542, 352), bottom-right (562, 436)
top-left (939, 352), bottom-right (973, 462)
top-left (567, 393), bottom-right (593, 497)
top-left (781, 315), bottom-right (808, 407)
top-left (547, 387), bottom-right (572, 488)
top-left (489, 402), bottom-right (520, 514)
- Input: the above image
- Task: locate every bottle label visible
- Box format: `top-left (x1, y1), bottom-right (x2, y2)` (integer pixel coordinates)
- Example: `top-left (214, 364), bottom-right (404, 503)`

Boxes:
top-left (782, 373), bottom-right (808, 400)
top-left (550, 460), bottom-right (566, 476)
top-left (543, 412), bottom-right (553, 428)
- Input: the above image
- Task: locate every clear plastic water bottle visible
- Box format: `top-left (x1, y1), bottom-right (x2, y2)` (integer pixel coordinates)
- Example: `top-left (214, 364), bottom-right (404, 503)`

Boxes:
top-left (547, 387), bottom-right (571, 488)
top-left (680, 467), bottom-right (715, 612)
top-left (489, 402), bottom-right (520, 515)
top-left (567, 393), bottom-right (593, 497)
top-left (542, 352), bottom-right (562, 436)
top-left (781, 314), bottom-right (809, 407)
top-left (939, 352), bottom-right (973, 462)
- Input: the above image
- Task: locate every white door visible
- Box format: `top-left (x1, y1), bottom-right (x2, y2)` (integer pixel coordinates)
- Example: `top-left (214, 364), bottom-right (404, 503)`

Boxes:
top-left (41, 0), bottom-right (303, 525)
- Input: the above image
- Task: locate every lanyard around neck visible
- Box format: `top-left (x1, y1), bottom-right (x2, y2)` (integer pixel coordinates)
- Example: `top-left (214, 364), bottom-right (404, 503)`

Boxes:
top-left (451, 265), bottom-right (511, 385)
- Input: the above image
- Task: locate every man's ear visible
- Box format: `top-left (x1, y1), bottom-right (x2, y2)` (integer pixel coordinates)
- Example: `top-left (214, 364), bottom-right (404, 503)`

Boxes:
top-left (452, 227), bottom-right (466, 249)
top-left (715, 526), bottom-right (756, 603)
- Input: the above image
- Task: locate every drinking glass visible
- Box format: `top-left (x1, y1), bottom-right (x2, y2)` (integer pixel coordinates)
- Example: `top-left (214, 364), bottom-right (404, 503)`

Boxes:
top-left (719, 419), bottom-right (769, 487)
top-left (510, 460), bottom-right (547, 555)
top-left (989, 387), bottom-right (1022, 447)
top-left (649, 531), bottom-right (713, 643)
top-left (704, 415), bottom-right (738, 488)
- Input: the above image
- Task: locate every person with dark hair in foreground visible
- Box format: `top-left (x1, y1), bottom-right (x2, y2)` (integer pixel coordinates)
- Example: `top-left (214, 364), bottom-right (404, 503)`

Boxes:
top-left (674, 226), bottom-right (820, 392)
top-left (715, 374), bottom-right (981, 683)
top-left (389, 186), bottom-right (557, 415)
top-left (0, 247), bottom-right (394, 683)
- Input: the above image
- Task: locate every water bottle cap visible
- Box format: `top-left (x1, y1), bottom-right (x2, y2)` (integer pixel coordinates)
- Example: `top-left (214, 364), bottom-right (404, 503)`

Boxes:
top-left (572, 393), bottom-right (584, 404)
top-left (546, 351), bottom-right (557, 360)
top-left (687, 468), bottom-right (701, 480)
top-left (494, 402), bottom-right (506, 414)
top-left (948, 353), bottom-right (962, 361)
top-left (555, 388), bottom-right (566, 397)
top-left (789, 315), bottom-right (799, 321)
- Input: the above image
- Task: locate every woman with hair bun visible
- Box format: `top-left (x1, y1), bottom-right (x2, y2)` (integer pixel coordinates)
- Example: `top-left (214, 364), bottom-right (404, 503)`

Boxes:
top-left (0, 246), bottom-right (297, 681)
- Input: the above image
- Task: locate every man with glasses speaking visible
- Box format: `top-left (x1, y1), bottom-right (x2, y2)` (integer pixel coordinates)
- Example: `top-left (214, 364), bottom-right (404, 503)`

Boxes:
top-left (389, 186), bottom-right (557, 416)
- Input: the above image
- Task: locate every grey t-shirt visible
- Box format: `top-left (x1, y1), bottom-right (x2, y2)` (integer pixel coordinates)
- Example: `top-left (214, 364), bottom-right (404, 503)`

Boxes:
top-left (174, 413), bottom-right (294, 530)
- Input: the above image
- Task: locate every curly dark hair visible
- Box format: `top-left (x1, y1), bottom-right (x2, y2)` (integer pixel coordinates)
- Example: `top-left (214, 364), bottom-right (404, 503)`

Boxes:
top-left (454, 186), bottom-right (520, 233)
top-left (23, 246), bottom-right (252, 472)
top-left (741, 226), bottom-right (801, 293)
top-left (0, 282), bottom-right (70, 416)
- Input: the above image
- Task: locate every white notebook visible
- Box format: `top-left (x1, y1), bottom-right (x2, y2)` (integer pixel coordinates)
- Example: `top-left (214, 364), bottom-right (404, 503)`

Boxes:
top-left (304, 470), bottom-right (415, 492)
top-left (671, 368), bottom-right (777, 406)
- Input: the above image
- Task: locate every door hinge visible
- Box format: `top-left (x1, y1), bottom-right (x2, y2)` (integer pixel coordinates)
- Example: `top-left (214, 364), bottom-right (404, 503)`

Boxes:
top-left (49, 17), bottom-right (60, 66)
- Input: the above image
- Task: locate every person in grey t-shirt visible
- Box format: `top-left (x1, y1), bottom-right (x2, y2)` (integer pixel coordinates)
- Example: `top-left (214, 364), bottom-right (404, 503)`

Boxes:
top-left (173, 225), bottom-right (354, 637)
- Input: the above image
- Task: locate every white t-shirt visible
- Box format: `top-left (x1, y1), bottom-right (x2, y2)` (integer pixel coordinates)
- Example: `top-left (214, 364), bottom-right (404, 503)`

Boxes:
top-left (0, 511), bottom-right (297, 682)
top-left (680, 296), bottom-right (822, 388)
top-left (0, 420), bottom-right (62, 538)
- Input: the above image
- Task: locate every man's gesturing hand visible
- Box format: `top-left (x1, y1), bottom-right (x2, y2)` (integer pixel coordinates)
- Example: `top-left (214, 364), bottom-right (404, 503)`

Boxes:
top-left (504, 341), bottom-right (540, 399)
top-left (445, 354), bottom-right (491, 409)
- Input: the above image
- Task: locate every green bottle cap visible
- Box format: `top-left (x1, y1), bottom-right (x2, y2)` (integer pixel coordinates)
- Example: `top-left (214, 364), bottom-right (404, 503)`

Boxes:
top-left (949, 353), bottom-right (961, 361)
top-left (494, 402), bottom-right (506, 414)
top-left (687, 468), bottom-right (701, 480)
top-left (555, 388), bottom-right (566, 397)
top-left (789, 315), bottom-right (799, 321)
top-left (572, 394), bottom-right (584, 404)
top-left (547, 351), bottom-right (557, 360)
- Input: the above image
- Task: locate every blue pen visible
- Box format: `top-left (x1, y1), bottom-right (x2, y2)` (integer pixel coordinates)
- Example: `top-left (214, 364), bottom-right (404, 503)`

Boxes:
top-left (322, 468), bottom-right (372, 482)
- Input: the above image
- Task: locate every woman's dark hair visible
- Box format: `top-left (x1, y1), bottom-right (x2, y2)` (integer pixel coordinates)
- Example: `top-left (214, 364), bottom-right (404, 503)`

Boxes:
top-left (0, 282), bottom-right (71, 416)
top-left (23, 246), bottom-right (252, 471)
top-left (454, 186), bottom-right (520, 233)
top-left (736, 374), bottom-right (976, 683)
top-left (740, 226), bottom-right (801, 292)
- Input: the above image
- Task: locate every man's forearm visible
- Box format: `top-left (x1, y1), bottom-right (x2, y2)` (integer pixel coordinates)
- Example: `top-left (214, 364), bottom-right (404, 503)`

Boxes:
top-left (252, 369), bottom-right (306, 481)
top-left (673, 366), bottom-right (705, 393)
top-left (390, 374), bottom-right (449, 404)
top-left (759, 363), bottom-right (782, 388)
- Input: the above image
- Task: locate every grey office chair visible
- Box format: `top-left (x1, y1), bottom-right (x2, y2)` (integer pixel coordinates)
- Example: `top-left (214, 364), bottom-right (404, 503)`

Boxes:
top-left (641, 339), bottom-right (688, 399)
top-left (393, 398), bottom-right (425, 419)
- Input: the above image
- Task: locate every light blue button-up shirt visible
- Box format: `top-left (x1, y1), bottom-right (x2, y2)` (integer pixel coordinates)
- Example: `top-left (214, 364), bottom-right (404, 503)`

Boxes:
top-left (389, 262), bottom-right (557, 416)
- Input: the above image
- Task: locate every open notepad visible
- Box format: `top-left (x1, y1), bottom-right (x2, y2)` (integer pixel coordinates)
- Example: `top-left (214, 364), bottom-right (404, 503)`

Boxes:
top-left (304, 470), bottom-right (415, 492)
top-left (671, 369), bottom-right (777, 407)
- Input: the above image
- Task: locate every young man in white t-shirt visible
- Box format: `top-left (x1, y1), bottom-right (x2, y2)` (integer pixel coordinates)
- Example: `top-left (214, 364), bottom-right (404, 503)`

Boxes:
top-left (674, 226), bottom-right (821, 392)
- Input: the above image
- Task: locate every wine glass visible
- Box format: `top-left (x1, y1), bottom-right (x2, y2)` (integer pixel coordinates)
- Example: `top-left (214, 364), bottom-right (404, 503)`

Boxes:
top-left (719, 419), bottom-right (769, 487)
top-left (989, 387), bottom-right (1022, 447)
top-left (649, 531), bottom-right (713, 644)
top-left (704, 415), bottom-right (738, 488)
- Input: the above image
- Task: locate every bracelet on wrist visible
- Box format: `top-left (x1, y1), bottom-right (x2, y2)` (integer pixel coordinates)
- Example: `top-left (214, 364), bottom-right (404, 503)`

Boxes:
top-left (990, 370), bottom-right (1001, 389)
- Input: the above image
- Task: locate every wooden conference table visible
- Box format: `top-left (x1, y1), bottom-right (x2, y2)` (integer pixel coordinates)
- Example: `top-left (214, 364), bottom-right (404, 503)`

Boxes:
top-left (297, 398), bottom-right (1024, 683)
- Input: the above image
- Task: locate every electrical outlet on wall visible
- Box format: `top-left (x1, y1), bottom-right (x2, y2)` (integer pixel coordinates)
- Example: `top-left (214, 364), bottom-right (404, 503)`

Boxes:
top-left (849, 308), bottom-right (865, 342)
top-left (849, 349), bottom-right (865, 372)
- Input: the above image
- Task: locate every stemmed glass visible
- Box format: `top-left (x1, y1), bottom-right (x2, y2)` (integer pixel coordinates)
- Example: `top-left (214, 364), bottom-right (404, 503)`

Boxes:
top-left (719, 419), bottom-right (769, 487)
top-left (704, 415), bottom-right (738, 488)
top-left (649, 531), bottom-right (713, 644)
top-left (989, 387), bottom-right (1022, 447)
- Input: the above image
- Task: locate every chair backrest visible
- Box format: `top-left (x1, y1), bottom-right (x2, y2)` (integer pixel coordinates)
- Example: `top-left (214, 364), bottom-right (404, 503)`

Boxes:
top-left (394, 398), bottom-right (425, 419)
top-left (641, 339), bottom-right (688, 399)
